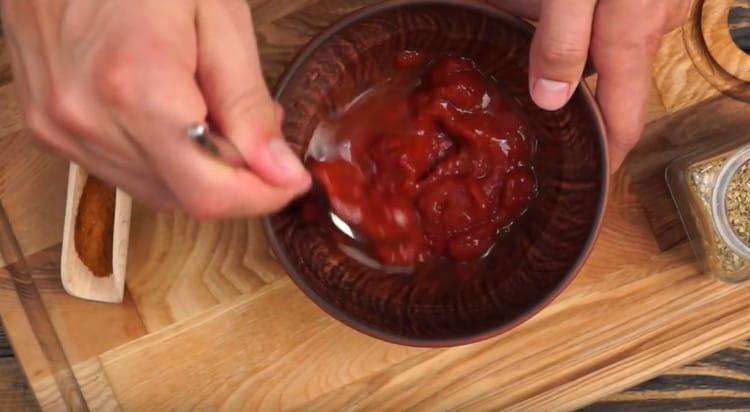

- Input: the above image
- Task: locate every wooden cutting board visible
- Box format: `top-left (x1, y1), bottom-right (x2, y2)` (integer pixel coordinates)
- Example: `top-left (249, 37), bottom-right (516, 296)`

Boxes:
top-left (1, 0), bottom-right (749, 410)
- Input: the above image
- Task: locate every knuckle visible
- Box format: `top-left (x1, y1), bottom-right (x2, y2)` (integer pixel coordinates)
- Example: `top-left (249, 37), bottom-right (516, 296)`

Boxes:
top-left (640, 26), bottom-right (664, 54)
top-left (613, 129), bottom-right (644, 151)
top-left (538, 39), bottom-right (589, 68)
top-left (222, 88), bottom-right (273, 119)
top-left (93, 39), bottom-right (161, 107)
top-left (221, 90), bottom-right (279, 148)
top-left (593, 16), bottom-right (664, 57)
top-left (23, 106), bottom-right (54, 144)
top-left (94, 58), bottom-right (139, 108)
top-left (47, 87), bottom-right (95, 137)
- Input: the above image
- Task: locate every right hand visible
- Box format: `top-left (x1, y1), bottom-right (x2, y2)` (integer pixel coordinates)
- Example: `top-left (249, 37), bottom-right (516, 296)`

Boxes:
top-left (492, 0), bottom-right (691, 171)
top-left (1, 0), bottom-right (312, 218)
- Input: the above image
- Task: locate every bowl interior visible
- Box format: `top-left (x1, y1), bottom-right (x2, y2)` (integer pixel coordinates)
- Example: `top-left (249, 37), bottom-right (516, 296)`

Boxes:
top-left (267, 0), bottom-right (606, 346)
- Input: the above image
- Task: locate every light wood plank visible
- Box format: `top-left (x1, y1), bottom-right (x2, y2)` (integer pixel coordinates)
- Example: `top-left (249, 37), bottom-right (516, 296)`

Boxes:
top-left (71, 358), bottom-right (121, 412)
top-left (0, 247), bottom-right (145, 411)
top-left (101, 279), bottom-right (425, 411)
top-left (0, 83), bottom-right (68, 267)
top-left (126, 213), bottom-right (287, 332)
top-left (0, 257), bottom-right (69, 412)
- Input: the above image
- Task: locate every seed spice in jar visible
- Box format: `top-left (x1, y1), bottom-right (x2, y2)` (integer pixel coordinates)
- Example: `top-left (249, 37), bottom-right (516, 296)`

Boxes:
top-left (726, 160), bottom-right (750, 247)
top-left (688, 159), bottom-right (749, 274)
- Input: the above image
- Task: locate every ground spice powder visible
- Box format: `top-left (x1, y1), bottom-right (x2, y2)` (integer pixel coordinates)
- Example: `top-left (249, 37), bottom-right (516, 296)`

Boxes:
top-left (74, 176), bottom-right (115, 277)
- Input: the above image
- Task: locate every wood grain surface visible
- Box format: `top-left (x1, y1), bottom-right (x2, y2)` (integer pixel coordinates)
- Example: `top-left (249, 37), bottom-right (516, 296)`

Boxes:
top-left (10, 320), bottom-right (750, 411)
top-left (0, 247), bottom-right (145, 411)
top-left (0, 322), bottom-right (10, 358)
top-left (587, 340), bottom-right (750, 411)
top-left (0, 357), bottom-right (39, 412)
top-left (1, 322), bottom-right (40, 412)
top-left (0, 86), bottom-right (68, 269)
top-left (0, 0), bottom-right (748, 411)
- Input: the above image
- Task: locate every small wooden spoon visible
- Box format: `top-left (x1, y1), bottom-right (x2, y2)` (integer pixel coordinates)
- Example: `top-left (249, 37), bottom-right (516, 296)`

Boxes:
top-left (59, 124), bottom-right (255, 303)
top-left (60, 163), bottom-right (131, 303)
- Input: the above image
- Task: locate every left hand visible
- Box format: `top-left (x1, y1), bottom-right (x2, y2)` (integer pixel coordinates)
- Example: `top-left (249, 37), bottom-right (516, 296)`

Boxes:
top-left (492, 0), bottom-right (692, 171)
top-left (2, 0), bottom-right (311, 219)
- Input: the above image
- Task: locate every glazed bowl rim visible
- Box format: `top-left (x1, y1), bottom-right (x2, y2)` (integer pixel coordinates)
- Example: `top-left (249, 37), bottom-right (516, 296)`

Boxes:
top-left (263, 0), bottom-right (610, 348)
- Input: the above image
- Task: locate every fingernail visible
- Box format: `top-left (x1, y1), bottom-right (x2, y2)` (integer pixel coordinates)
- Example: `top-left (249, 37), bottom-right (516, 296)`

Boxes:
top-left (268, 138), bottom-right (307, 181)
top-left (532, 78), bottom-right (571, 111)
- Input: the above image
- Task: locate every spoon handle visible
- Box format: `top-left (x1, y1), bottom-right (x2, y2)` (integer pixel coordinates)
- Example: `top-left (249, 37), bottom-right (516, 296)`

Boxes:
top-left (187, 123), bottom-right (246, 167)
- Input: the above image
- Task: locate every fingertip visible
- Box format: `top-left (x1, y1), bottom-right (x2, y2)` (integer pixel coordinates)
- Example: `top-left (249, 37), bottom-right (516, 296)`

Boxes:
top-left (297, 170), bottom-right (313, 194)
top-left (527, 0), bottom-right (596, 111)
top-left (530, 77), bottom-right (573, 111)
top-left (250, 138), bottom-right (311, 189)
top-left (274, 103), bottom-right (285, 124)
top-left (268, 138), bottom-right (308, 179)
top-left (608, 134), bottom-right (641, 174)
top-left (609, 150), bottom-right (627, 174)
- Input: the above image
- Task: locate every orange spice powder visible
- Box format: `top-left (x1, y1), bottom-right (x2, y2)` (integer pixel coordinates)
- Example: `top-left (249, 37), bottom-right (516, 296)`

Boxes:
top-left (74, 176), bottom-right (115, 277)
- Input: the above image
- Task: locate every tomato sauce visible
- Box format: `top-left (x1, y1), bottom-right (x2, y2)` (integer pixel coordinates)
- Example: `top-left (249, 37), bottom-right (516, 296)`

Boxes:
top-left (305, 52), bottom-right (537, 268)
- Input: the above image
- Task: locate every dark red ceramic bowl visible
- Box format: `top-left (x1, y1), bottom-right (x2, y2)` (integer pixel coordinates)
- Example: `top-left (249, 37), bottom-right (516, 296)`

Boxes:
top-left (263, 0), bottom-right (608, 347)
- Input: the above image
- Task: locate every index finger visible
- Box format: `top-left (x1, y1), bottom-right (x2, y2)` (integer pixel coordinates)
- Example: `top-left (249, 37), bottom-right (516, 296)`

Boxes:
top-left (488, 0), bottom-right (541, 19)
top-left (106, 51), bottom-right (303, 218)
top-left (591, 0), bottom-right (665, 171)
top-left (529, 0), bottom-right (597, 110)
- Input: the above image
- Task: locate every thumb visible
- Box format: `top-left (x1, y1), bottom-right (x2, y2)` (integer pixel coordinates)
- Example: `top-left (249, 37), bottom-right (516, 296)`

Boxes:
top-left (529, 0), bottom-right (597, 111)
top-left (196, 0), bottom-right (310, 190)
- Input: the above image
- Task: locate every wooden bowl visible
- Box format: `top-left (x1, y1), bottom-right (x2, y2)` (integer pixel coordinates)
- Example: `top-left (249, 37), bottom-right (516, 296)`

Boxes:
top-left (264, 0), bottom-right (608, 347)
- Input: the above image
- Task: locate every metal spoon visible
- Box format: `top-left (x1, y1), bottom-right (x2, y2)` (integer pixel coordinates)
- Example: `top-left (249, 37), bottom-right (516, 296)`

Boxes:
top-left (186, 123), bottom-right (246, 167)
top-left (188, 123), bottom-right (411, 273)
top-left (187, 122), bottom-right (355, 234)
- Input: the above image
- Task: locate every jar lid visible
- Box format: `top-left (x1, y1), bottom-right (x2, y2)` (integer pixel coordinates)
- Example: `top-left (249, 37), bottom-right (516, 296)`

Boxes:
top-left (712, 144), bottom-right (750, 260)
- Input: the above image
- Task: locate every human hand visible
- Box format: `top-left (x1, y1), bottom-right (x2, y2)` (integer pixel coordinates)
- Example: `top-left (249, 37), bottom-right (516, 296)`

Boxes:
top-left (1, 0), bottom-right (311, 218)
top-left (491, 0), bottom-right (692, 170)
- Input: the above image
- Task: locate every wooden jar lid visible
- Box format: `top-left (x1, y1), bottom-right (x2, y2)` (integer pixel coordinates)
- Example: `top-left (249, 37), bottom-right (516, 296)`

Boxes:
top-left (702, 0), bottom-right (750, 81)
top-left (684, 0), bottom-right (750, 101)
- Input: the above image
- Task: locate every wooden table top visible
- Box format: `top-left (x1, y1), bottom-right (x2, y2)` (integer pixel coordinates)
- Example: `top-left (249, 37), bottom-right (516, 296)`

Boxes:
top-left (5, 324), bottom-right (750, 411)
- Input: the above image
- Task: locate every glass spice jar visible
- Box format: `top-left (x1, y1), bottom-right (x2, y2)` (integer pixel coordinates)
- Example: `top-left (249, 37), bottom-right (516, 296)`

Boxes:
top-left (666, 141), bottom-right (750, 283)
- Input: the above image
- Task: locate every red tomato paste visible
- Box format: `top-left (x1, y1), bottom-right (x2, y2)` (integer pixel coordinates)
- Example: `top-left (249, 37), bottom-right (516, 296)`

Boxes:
top-left (306, 52), bottom-right (536, 268)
